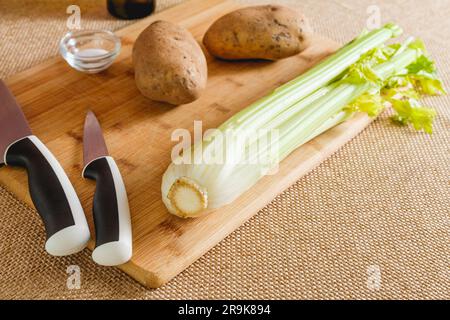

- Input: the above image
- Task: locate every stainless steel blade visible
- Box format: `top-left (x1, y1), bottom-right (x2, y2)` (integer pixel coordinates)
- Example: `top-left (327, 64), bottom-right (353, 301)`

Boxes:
top-left (0, 80), bottom-right (33, 164)
top-left (83, 110), bottom-right (109, 167)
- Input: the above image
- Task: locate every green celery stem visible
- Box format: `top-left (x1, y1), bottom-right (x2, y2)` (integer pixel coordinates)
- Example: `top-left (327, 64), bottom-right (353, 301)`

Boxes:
top-left (276, 48), bottom-right (419, 160)
top-left (220, 23), bottom-right (402, 132)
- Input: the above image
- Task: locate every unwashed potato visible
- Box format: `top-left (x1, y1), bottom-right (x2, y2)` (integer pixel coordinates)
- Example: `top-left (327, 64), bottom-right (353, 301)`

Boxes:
top-left (132, 20), bottom-right (207, 105)
top-left (203, 5), bottom-right (312, 61)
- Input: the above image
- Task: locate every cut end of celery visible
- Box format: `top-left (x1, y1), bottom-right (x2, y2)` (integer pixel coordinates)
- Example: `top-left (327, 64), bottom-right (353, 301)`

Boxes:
top-left (168, 177), bottom-right (208, 218)
top-left (384, 23), bottom-right (403, 37)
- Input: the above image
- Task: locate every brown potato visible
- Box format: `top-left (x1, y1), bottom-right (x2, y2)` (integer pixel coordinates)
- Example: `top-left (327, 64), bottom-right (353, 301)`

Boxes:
top-left (203, 5), bottom-right (312, 61)
top-left (132, 20), bottom-right (207, 105)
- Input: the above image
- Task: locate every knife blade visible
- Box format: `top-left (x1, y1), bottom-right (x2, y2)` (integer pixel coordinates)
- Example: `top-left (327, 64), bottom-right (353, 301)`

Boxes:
top-left (82, 110), bottom-right (132, 266)
top-left (0, 79), bottom-right (90, 256)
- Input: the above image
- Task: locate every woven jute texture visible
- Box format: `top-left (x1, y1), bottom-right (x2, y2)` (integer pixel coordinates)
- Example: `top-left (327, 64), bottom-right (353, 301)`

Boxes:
top-left (0, 0), bottom-right (449, 299)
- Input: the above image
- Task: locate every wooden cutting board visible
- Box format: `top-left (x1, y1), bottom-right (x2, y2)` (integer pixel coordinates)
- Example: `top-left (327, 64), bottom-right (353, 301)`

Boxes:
top-left (0, 0), bottom-right (373, 288)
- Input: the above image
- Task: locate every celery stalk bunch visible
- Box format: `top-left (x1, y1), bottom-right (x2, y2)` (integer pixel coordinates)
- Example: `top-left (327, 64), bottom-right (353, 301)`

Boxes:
top-left (162, 24), bottom-right (445, 218)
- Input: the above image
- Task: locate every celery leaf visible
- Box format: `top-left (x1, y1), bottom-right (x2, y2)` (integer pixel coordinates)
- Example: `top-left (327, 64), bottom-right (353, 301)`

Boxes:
top-left (389, 98), bottom-right (437, 133)
top-left (345, 93), bottom-right (386, 117)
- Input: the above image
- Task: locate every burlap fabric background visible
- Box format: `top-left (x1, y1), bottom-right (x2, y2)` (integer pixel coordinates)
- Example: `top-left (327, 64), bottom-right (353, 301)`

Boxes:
top-left (0, 0), bottom-right (449, 299)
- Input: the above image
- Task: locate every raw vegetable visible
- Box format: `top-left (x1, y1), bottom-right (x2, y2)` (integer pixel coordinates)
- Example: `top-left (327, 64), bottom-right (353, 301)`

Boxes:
top-left (203, 5), bottom-right (313, 60)
top-left (132, 20), bottom-right (207, 105)
top-left (162, 24), bottom-right (445, 218)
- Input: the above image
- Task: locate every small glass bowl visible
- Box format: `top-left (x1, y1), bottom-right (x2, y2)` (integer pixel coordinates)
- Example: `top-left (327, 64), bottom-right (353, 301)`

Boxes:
top-left (60, 30), bottom-right (121, 73)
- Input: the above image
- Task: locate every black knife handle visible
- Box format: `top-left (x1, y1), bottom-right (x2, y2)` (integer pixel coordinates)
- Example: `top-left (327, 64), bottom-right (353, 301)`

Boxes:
top-left (83, 156), bottom-right (132, 266)
top-left (5, 135), bottom-right (90, 256)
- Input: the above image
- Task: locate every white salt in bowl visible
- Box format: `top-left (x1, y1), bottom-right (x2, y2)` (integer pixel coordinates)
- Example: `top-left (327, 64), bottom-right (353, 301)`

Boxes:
top-left (60, 30), bottom-right (121, 73)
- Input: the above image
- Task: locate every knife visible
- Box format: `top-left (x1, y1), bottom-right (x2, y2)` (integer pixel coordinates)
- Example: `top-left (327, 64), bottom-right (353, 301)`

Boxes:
top-left (0, 80), bottom-right (90, 256)
top-left (82, 110), bottom-right (132, 266)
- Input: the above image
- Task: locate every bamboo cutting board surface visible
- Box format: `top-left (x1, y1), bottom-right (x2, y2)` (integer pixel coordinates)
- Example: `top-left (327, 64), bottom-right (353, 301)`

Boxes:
top-left (0, 0), bottom-right (373, 288)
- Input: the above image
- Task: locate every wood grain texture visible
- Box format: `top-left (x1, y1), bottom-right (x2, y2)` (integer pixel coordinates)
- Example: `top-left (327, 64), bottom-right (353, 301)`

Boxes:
top-left (0, 0), bottom-right (373, 288)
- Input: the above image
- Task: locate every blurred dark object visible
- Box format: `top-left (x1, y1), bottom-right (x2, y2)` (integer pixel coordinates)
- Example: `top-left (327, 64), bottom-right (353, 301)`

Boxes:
top-left (107, 0), bottom-right (155, 19)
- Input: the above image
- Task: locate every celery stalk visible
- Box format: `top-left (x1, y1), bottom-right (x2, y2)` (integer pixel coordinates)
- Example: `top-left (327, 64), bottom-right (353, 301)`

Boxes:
top-left (161, 27), bottom-right (444, 218)
top-left (221, 23), bottom-right (402, 132)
